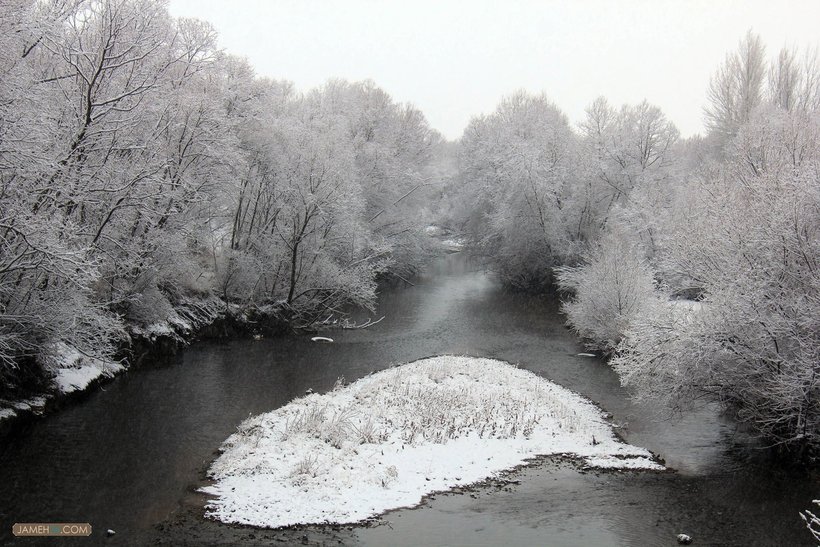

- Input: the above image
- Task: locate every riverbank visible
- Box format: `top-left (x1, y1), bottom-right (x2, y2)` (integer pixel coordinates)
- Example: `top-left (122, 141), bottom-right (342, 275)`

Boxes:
top-left (0, 236), bottom-right (460, 439)
top-left (0, 296), bottom-right (288, 439)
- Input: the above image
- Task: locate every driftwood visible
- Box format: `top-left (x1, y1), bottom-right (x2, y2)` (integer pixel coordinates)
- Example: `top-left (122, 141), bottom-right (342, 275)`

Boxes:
top-left (341, 316), bottom-right (385, 329)
top-left (312, 314), bottom-right (386, 330)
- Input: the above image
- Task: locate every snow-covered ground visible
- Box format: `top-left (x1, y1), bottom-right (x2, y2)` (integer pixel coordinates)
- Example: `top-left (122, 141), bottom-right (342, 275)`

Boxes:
top-left (52, 362), bottom-right (124, 394)
top-left (45, 342), bottom-right (124, 395)
top-left (441, 237), bottom-right (465, 251)
top-left (669, 299), bottom-right (703, 313)
top-left (0, 396), bottom-right (48, 422)
top-left (128, 294), bottom-right (227, 342)
top-left (203, 356), bottom-right (663, 528)
top-left (0, 342), bottom-right (124, 424)
top-left (0, 296), bottom-right (245, 426)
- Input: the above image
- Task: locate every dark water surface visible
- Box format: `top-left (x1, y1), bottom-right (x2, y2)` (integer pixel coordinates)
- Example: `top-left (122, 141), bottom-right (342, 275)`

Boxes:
top-left (1, 252), bottom-right (817, 545)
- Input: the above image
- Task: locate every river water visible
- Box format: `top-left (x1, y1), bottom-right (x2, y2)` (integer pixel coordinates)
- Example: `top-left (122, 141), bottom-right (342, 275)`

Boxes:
top-left (0, 252), bottom-right (817, 545)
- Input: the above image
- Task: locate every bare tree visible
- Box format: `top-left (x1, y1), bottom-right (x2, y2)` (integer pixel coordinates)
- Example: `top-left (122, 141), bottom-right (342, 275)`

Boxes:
top-left (705, 30), bottom-right (766, 144)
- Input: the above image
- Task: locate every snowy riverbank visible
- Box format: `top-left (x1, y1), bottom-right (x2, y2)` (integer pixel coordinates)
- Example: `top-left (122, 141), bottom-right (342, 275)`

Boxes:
top-left (203, 356), bottom-right (663, 528)
top-left (0, 296), bottom-right (283, 432)
top-left (0, 343), bottom-right (125, 427)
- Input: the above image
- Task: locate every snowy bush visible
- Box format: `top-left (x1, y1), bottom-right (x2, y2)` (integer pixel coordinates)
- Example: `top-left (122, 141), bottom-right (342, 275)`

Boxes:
top-left (612, 106), bottom-right (820, 453)
top-left (557, 232), bottom-right (664, 352)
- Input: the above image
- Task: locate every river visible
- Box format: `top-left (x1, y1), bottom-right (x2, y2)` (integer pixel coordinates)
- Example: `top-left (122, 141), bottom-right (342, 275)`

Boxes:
top-left (0, 252), bottom-right (816, 545)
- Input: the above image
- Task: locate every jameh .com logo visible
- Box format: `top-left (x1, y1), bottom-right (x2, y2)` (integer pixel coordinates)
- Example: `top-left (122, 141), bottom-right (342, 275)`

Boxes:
top-left (13, 523), bottom-right (92, 536)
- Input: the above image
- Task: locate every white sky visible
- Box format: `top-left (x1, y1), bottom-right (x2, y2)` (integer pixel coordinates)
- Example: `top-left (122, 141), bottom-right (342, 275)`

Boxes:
top-left (168, 0), bottom-right (820, 140)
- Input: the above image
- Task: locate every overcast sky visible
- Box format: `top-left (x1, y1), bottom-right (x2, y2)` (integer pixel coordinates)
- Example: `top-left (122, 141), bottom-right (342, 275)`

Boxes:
top-left (168, 0), bottom-right (820, 140)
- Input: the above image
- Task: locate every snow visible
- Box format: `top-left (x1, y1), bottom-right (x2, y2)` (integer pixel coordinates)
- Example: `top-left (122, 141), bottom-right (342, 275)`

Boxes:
top-left (583, 455), bottom-right (661, 469)
top-left (53, 364), bottom-right (114, 394)
top-left (0, 396), bottom-right (49, 423)
top-left (145, 321), bottom-right (175, 337)
top-left (666, 299), bottom-right (705, 326)
top-left (11, 396), bottom-right (47, 410)
top-left (47, 342), bottom-right (124, 394)
top-left (141, 314), bottom-right (191, 339)
top-left (669, 299), bottom-right (703, 314)
top-left (1, 343), bottom-right (124, 422)
top-left (203, 356), bottom-right (663, 528)
top-left (441, 237), bottom-right (465, 250)
top-left (132, 295), bottom-right (226, 341)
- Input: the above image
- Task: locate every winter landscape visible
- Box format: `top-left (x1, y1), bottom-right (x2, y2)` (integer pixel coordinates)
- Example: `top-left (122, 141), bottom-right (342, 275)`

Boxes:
top-left (1, 0), bottom-right (819, 545)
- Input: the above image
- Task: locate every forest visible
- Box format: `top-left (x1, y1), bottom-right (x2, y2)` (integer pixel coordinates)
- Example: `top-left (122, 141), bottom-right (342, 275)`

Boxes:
top-left (445, 30), bottom-right (819, 457)
top-left (0, 0), bottom-right (444, 400)
top-left (1, 0), bottom-right (818, 467)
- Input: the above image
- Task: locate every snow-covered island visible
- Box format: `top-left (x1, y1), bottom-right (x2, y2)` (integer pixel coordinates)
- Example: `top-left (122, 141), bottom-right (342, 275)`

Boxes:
top-left (203, 356), bottom-right (663, 528)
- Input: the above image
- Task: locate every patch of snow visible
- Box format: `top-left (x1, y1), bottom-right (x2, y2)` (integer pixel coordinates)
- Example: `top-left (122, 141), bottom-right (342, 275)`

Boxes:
top-left (167, 312), bottom-right (192, 333)
top-left (47, 342), bottom-right (124, 394)
top-left (583, 455), bottom-right (664, 470)
top-left (0, 408), bottom-right (16, 421)
top-left (669, 299), bottom-right (703, 313)
top-left (203, 356), bottom-right (663, 528)
top-left (49, 342), bottom-right (84, 368)
top-left (11, 396), bottom-right (48, 411)
top-left (441, 237), bottom-right (465, 250)
top-left (53, 364), bottom-right (113, 394)
top-left (1, 396), bottom-right (49, 422)
top-left (146, 321), bottom-right (175, 338)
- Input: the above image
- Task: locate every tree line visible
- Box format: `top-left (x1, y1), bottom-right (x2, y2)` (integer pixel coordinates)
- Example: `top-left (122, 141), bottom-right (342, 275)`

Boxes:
top-left (0, 0), bottom-right (440, 397)
top-left (3, 2), bottom-right (818, 459)
top-left (445, 31), bottom-right (819, 457)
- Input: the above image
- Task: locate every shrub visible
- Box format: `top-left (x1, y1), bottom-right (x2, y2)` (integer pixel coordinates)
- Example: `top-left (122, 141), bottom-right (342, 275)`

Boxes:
top-left (557, 232), bottom-right (663, 352)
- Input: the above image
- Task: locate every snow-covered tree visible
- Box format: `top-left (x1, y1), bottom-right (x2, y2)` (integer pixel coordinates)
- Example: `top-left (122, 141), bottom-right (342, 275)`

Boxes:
top-left (314, 79), bottom-right (439, 278)
top-left (458, 91), bottom-right (580, 287)
top-left (557, 229), bottom-right (663, 353)
top-left (1, 0), bottom-right (444, 396)
top-left (221, 82), bottom-right (406, 324)
top-left (613, 104), bottom-right (820, 452)
top-left (705, 30), bottom-right (767, 145)
top-left (578, 98), bottom-right (679, 255)
top-left (768, 46), bottom-right (820, 113)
